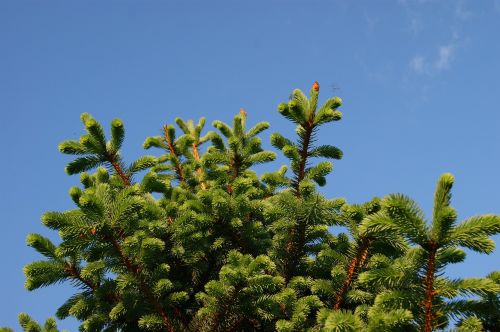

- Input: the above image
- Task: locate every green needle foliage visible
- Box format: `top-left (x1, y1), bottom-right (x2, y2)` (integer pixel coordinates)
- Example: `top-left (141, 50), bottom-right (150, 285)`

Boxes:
top-left (359, 174), bottom-right (500, 331)
top-left (8, 82), bottom-right (500, 332)
top-left (0, 313), bottom-right (66, 332)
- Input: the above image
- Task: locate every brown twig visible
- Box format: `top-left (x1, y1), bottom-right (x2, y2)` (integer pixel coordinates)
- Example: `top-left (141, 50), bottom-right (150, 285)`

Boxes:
top-left (64, 263), bottom-right (98, 291)
top-left (284, 118), bottom-right (315, 282)
top-left (105, 138), bottom-right (177, 330)
top-left (64, 262), bottom-right (121, 303)
top-left (163, 125), bottom-right (185, 183)
top-left (294, 121), bottom-right (314, 197)
top-left (333, 237), bottom-right (373, 309)
top-left (108, 156), bottom-right (131, 186)
top-left (192, 142), bottom-right (207, 190)
top-left (108, 235), bottom-right (176, 332)
top-left (423, 243), bottom-right (438, 332)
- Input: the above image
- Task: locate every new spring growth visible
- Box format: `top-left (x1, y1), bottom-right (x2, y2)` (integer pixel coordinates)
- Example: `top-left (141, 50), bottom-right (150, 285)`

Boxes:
top-left (111, 119), bottom-right (123, 129)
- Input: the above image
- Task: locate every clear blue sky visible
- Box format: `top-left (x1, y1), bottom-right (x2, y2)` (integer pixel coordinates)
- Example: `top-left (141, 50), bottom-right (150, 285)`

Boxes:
top-left (1, 1), bottom-right (499, 330)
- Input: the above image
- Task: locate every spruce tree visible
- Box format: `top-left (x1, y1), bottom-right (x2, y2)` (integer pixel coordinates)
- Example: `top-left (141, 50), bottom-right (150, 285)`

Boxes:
top-left (358, 174), bottom-right (500, 331)
top-left (4, 82), bottom-right (500, 331)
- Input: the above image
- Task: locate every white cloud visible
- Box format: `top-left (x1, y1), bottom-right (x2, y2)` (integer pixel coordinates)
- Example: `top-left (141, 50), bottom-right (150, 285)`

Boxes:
top-left (364, 11), bottom-right (379, 33)
top-left (409, 37), bottom-right (459, 74)
top-left (410, 55), bottom-right (427, 73)
top-left (434, 44), bottom-right (455, 70)
top-left (410, 18), bottom-right (423, 35)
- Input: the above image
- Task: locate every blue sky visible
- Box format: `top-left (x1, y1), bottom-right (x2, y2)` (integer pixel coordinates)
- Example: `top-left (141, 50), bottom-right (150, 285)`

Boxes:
top-left (1, 1), bottom-right (500, 330)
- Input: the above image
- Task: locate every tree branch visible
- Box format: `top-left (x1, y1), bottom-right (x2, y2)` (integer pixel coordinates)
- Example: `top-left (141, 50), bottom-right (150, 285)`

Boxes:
top-left (192, 143), bottom-right (207, 190)
top-left (333, 237), bottom-right (373, 309)
top-left (284, 120), bottom-right (315, 282)
top-left (108, 235), bottom-right (177, 332)
top-left (106, 154), bottom-right (131, 186)
top-left (163, 125), bottom-right (185, 183)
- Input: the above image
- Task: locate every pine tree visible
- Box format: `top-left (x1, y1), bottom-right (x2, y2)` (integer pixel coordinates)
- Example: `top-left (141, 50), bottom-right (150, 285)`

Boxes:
top-left (0, 314), bottom-right (64, 332)
top-left (6, 82), bottom-right (500, 332)
top-left (358, 174), bottom-right (500, 331)
top-left (449, 271), bottom-right (500, 331)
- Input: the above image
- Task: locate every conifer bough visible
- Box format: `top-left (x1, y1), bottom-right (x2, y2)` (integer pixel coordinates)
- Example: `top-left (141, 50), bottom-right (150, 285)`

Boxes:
top-left (3, 82), bottom-right (500, 332)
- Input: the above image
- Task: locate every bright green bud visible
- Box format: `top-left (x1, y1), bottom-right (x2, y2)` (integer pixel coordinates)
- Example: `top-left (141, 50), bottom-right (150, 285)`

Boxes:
top-left (25, 234), bottom-right (38, 248)
top-left (157, 155), bottom-right (169, 163)
top-left (366, 198), bottom-right (381, 215)
top-left (282, 145), bottom-right (299, 161)
top-left (96, 167), bottom-right (109, 182)
top-left (143, 136), bottom-right (164, 149)
top-left (109, 302), bottom-right (125, 320)
top-left (78, 195), bottom-right (91, 207)
top-left (80, 112), bottom-right (91, 123)
top-left (276, 320), bottom-right (294, 331)
top-left (111, 118), bottom-right (123, 128)
top-left (58, 140), bottom-right (86, 154)
top-left (332, 96), bottom-right (342, 108)
top-left (342, 205), bottom-right (363, 220)
top-left (278, 103), bottom-right (288, 113)
top-left (143, 137), bottom-right (154, 149)
top-left (40, 212), bottom-right (66, 229)
top-left (154, 279), bottom-right (174, 296)
top-left (230, 218), bottom-right (243, 228)
top-left (158, 263), bottom-right (171, 274)
top-left (440, 173), bottom-right (455, 186)
top-left (69, 187), bottom-right (82, 203)
top-left (130, 183), bottom-right (141, 194)
top-left (80, 172), bottom-right (92, 187)
top-left (299, 180), bottom-right (315, 197)
top-left (85, 118), bottom-right (98, 130)
top-left (168, 291), bottom-right (188, 304)
top-left (79, 135), bottom-right (90, 145)
top-left (331, 110), bottom-right (342, 121)
top-left (172, 245), bottom-right (185, 255)
top-left (78, 196), bottom-right (90, 206)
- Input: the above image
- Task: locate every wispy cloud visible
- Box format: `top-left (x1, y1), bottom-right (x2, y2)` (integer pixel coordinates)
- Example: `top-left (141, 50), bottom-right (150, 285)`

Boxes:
top-left (434, 44), bottom-right (455, 70)
top-left (401, 0), bottom-right (470, 74)
top-left (409, 35), bottom-right (459, 74)
top-left (455, 0), bottom-right (474, 20)
top-left (410, 56), bottom-right (426, 73)
top-left (363, 10), bottom-right (379, 34)
top-left (410, 18), bottom-right (423, 35)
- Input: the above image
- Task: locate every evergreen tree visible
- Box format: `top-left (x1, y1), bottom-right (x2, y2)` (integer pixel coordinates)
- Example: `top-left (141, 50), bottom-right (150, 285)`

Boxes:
top-left (5, 82), bottom-right (500, 331)
top-left (358, 174), bottom-right (500, 331)
top-left (449, 271), bottom-right (500, 331)
top-left (0, 313), bottom-right (63, 332)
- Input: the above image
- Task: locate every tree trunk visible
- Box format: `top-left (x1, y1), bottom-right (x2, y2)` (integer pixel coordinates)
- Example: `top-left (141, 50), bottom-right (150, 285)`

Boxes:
top-left (423, 245), bottom-right (438, 332)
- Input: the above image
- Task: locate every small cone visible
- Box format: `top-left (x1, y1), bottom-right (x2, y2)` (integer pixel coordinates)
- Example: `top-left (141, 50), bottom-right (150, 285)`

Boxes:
top-left (91, 227), bottom-right (97, 235)
top-left (239, 108), bottom-right (247, 117)
top-left (313, 81), bottom-right (320, 91)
